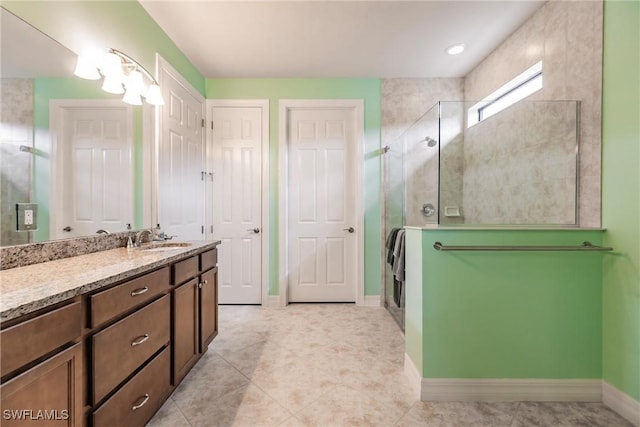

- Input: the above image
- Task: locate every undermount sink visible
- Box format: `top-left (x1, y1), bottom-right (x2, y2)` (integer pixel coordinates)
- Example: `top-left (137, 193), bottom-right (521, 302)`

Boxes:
top-left (137, 242), bottom-right (192, 252)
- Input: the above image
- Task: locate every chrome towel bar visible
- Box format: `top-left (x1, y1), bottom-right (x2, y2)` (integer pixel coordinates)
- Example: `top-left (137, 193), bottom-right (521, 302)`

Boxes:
top-left (433, 241), bottom-right (613, 252)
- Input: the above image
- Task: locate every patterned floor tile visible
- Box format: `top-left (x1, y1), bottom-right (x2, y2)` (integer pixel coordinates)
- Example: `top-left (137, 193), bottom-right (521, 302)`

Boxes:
top-left (148, 304), bottom-right (631, 427)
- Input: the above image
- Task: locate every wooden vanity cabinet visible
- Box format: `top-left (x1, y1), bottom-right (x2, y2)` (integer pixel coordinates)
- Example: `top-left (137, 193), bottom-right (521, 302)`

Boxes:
top-left (171, 248), bottom-right (218, 386)
top-left (1, 343), bottom-right (83, 427)
top-left (0, 244), bottom-right (219, 427)
top-left (0, 301), bottom-right (83, 427)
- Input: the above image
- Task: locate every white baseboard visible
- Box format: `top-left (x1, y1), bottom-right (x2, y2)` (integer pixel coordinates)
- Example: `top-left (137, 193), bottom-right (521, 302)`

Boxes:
top-left (404, 353), bottom-right (422, 399)
top-left (264, 295), bottom-right (286, 307)
top-left (603, 381), bottom-right (640, 426)
top-left (419, 378), bottom-right (602, 402)
top-left (362, 295), bottom-right (381, 307)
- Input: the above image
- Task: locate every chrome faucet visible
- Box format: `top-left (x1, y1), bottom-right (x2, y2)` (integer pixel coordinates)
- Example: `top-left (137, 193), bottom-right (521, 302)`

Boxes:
top-left (96, 229), bottom-right (110, 235)
top-left (134, 229), bottom-right (153, 247)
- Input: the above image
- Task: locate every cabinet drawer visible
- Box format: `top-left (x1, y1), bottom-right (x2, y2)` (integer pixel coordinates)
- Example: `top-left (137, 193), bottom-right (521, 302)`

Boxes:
top-left (92, 346), bottom-right (170, 427)
top-left (1, 301), bottom-right (81, 377)
top-left (90, 267), bottom-right (170, 328)
top-left (200, 248), bottom-right (218, 271)
top-left (92, 295), bottom-right (169, 404)
top-left (173, 255), bottom-right (198, 285)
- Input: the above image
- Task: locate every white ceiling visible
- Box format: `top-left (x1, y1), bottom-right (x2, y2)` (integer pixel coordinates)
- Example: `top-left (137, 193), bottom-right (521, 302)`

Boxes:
top-left (139, 0), bottom-right (545, 79)
top-left (1, 8), bottom-right (76, 78)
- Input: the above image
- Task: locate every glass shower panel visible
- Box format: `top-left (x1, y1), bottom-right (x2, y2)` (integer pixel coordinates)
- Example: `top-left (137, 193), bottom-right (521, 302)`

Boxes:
top-left (382, 131), bottom-right (405, 330)
top-left (439, 100), bottom-right (579, 225)
top-left (437, 101), bottom-right (466, 225)
top-left (382, 102), bottom-right (440, 331)
top-left (403, 103), bottom-right (440, 227)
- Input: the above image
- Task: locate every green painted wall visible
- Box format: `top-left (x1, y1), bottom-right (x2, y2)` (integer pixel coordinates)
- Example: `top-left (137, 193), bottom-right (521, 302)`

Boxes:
top-left (407, 229), bottom-right (604, 379)
top-left (3, 1), bottom-right (205, 95)
top-left (32, 78), bottom-right (145, 242)
top-left (602, 0), bottom-right (640, 401)
top-left (206, 79), bottom-right (382, 296)
top-left (405, 229), bottom-right (424, 374)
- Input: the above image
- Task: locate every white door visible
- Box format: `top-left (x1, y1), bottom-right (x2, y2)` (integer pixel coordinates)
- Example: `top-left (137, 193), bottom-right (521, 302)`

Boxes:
top-left (157, 60), bottom-right (205, 240)
top-left (210, 105), bottom-right (264, 304)
top-left (288, 107), bottom-right (357, 302)
top-left (59, 105), bottom-right (132, 238)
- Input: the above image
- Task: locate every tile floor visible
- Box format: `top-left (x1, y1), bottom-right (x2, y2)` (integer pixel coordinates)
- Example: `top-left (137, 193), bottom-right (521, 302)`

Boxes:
top-left (148, 304), bottom-right (632, 427)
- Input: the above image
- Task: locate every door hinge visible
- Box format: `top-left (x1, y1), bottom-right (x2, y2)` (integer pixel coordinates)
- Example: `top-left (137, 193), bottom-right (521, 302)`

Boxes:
top-left (201, 171), bottom-right (205, 181)
top-left (201, 118), bottom-right (205, 128)
top-left (211, 121), bottom-right (213, 130)
top-left (201, 225), bottom-right (205, 234)
top-left (210, 225), bottom-right (213, 233)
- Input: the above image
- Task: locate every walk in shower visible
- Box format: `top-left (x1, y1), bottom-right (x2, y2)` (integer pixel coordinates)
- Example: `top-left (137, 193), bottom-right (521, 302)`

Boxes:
top-left (382, 100), bottom-right (580, 330)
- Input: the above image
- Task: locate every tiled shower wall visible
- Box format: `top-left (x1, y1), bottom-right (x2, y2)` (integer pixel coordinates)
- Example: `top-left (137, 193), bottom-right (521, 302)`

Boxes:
top-left (460, 101), bottom-right (579, 224)
top-left (381, 79), bottom-right (463, 229)
top-left (1, 79), bottom-right (33, 246)
top-left (464, 0), bottom-right (603, 226)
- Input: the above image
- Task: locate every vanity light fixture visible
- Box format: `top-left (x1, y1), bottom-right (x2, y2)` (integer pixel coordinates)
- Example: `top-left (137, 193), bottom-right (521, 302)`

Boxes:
top-left (445, 43), bottom-right (465, 55)
top-left (74, 48), bottom-right (164, 106)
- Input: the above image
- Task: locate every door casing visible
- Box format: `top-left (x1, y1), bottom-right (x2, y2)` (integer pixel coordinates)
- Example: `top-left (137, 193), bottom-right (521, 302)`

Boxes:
top-left (278, 99), bottom-right (365, 307)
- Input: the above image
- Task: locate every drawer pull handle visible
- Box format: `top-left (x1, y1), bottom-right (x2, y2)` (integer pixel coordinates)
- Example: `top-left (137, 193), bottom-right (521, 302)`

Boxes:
top-left (131, 334), bottom-right (149, 347)
top-left (131, 286), bottom-right (149, 296)
top-left (204, 279), bottom-right (208, 285)
top-left (131, 394), bottom-right (150, 411)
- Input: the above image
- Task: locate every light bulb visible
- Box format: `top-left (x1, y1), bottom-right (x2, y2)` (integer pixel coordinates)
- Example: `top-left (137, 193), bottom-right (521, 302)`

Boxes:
top-left (102, 74), bottom-right (124, 94)
top-left (73, 55), bottom-right (100, 80)
top-left (145, 84), bottom-right (164, 106)
top-left (445, 43), bottom-right (465, 55)
top-left (100, 52), bottom-right (123, 77)
top-left (123, 88), bottom-right (143, 105)
top-left (125, 70), bottom-right (144, 94)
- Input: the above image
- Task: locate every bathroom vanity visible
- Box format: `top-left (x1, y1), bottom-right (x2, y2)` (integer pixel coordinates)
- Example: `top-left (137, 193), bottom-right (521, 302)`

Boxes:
top-left (0, 240), bottom-right (220, 427)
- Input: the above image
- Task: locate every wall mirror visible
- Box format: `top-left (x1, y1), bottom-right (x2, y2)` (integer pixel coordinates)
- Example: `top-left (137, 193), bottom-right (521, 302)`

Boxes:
top-left (1, 7), bottom-right (150, 246)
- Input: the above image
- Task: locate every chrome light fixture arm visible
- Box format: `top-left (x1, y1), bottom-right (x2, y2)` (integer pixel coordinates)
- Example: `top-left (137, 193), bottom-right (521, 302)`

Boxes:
top-left (108, 48), bottom-right (159, 86)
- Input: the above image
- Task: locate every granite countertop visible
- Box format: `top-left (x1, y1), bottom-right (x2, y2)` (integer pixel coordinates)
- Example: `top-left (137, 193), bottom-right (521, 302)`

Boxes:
top-left (0, 240), bottom-right (221, 322)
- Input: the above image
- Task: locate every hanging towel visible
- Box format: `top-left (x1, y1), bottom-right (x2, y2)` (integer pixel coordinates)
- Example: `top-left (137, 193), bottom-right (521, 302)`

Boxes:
top-left (393, 278), bottom-right (403, 307)
top-left (392, 229), bottom-right (405, 282)
top-left (385, 227), bottom-right (401, 265)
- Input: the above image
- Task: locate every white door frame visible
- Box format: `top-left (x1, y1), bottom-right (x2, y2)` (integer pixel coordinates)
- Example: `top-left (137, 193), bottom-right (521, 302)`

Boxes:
top-left (50, 99), bottom-right (134, 239)
top-left (154, 54), bottom-right (206, 235)
top-left (207, 99), bottom-right (270, 306)
top-left (278, 99), bottom-right (365, 306)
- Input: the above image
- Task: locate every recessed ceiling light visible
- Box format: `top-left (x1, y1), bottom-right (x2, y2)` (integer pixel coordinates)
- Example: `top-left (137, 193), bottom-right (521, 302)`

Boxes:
top-left (446, 43), bottom-right (465, 55)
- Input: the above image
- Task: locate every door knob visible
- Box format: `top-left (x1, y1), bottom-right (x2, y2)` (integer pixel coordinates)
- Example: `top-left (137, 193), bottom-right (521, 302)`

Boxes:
top-left (247, 228), bottom-right (260, 234)
top-left (343, 227), bottom-right (355, 233)
top-left (63, 226), bottom-right (72, 232)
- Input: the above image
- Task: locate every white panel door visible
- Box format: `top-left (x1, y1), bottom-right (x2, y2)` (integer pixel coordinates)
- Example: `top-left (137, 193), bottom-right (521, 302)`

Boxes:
top-left (158, 67), bottom-right (204, 240)
top-left (288, 108), bottom-right (356, 302)
top-left (211, 106), bottom-right (263, 304)
top-left (60, 106), bottom-right (131, 238)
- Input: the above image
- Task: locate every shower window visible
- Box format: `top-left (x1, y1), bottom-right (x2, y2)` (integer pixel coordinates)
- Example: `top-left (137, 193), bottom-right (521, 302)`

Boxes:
top-left (468, 61), bottom-right (543, 127)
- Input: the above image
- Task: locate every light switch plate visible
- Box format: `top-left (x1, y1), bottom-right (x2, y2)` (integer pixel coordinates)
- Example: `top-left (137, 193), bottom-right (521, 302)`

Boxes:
top-left (16, 203), bottom-right (38, 231)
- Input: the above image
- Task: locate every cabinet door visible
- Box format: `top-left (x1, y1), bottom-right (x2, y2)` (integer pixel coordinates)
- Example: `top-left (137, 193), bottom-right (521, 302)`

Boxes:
top-left (172, 278), bottom-right (199, 386)
top-left (1, 343), bottom-right (83, 427)
top-left (199, 267), bottom-right (218, 353)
